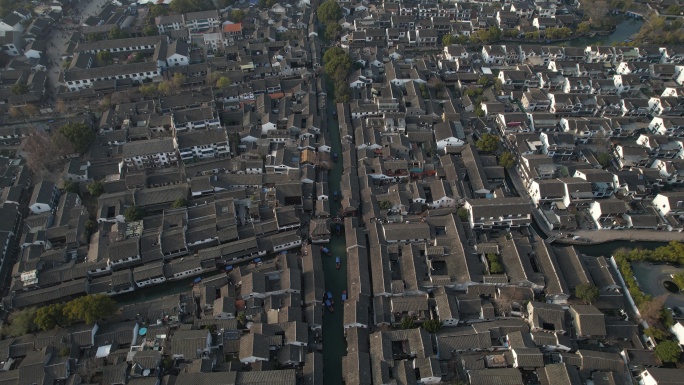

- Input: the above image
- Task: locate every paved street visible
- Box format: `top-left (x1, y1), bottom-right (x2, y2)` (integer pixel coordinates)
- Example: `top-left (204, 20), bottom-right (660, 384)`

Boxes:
top-left (632, 262), bottom-right (684, 309)
top-left (45, 0), bottom-right (112, 97)
top-left (561, 229), bottom-right (684, 244)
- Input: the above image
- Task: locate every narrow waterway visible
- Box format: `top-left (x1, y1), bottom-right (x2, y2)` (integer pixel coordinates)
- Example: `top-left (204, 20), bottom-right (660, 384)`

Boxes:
top-left (321, 77), bottom-right (347, 385)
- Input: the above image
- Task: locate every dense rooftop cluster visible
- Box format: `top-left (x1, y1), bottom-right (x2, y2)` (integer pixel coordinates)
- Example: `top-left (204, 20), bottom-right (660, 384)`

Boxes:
top-left (0, 0), bottom-right (684, 383)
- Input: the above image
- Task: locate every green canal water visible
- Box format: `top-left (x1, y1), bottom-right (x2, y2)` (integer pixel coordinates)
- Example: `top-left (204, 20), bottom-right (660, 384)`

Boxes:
top-left (321, 76), bottom-right (347, 385)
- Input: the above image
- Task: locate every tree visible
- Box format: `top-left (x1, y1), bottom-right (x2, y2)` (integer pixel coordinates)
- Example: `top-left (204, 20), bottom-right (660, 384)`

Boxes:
top-left (323, 47), bottom-right (352, 81)
top-left (8, 106), bottom-right (22, 119)
top-left (498, 151), bottom-right (515, 169)
top-left (96, 50), bottom-right (113, 65)
top-left (422, 318), bottom-right (442, 333)
top-left (665, 5), bottom-right (681, 15)
top-left (325, 22), bottom-right (342, 41)
top-left (157, 81), bottom-right (172, 96)
top-left (476, 133), bottom-right (499, 153)
top-left (475, 107), bottom-right (485, 117)
top-left (64, 180), bottom-right (79, 193)
top-left (655, 340), bottom-right (681, 363)
top-left (400, 316), bottom-right (415, 329)
top-left (230, 9), bottom-right (245, 22)
top-left (63, 295), bottom-right (117, 324)
top-left (87, 180), bottom-right (105, 197)
top-left (216, 76), bottom-right (232, 91)
top-left (143, 25), bottom-right (158, 36)
top-left (172, 198), bottom-right (188, 208)
top-left (10, 82), bottom-right (29, 95)
top-left (419, 83), bottom-right (429, 99)
top-left (442, 34), bottom-right (459, 46)
top-left (379, 201), bottom-right (392, 210)
top-left (171, 73), bottom-right (186, 89)
top-left (35, 304), bottom-right (68, 330)
top-left (640, 296), bottom-right (667, 326)
top-left (56, 99), bottom-right (67, 113)
top-left (124, 205), bottom-right (144, 222)
top-left (108, 25), bottom-right (127, 40)
top-left (57, 123), bottom-right (94, 154)
top-left (23, 104), bottom-right (39, 117)
top-left (140, 83), bottom-right (158, 97)
top-left (24, 130), bottom-right (55, 172)
top-left (237, 312), bottom-right (247, 327)
top-left (149, 4), bottom-right (168, 17)
top-left (457, 208), bottom-right (469, 221)
top-left (477, 76), bottom-right (491, 87)
top-left (672, 273), bottom-right (684, 290)
top-left (317, 0), bottom-right (342, 24)
top-left (586, 0), bottom-right (610, 28)
top-left (597, 152), bottom-right (613, 168)
top-left (577, 21), bottom-right (591, 34)
top-left (4, 308), bottom-right (38, 337)
top-left (645, 326), bottom-right (670, 341)
top-left (575, 283), bottom-right (599, 304)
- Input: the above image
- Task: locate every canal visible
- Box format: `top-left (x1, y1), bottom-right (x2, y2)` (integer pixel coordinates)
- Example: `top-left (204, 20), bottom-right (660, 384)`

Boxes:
top-left (321, 76), bottom-right (347, 385)
top-left (567, 17), bottom-right (643, 47)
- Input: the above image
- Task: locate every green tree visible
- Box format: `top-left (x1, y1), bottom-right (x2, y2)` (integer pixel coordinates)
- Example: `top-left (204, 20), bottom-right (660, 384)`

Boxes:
top-left (149, 4), bottom-right (169, 17)
top-left (645, 326), bottom-right (670, 341)
top-left (157, 81), bottom-right (173, 96)
top-left (10, 82), bottom-right (29, 95)
top-left (475, 107), bottom-right (485, 117)
top-left (400, 316), bottom-right (415, 329)
top-left (171, 73), bottom-right (186, 89)
top-left (230, 9), bottom-right (245, 22)
top-left (419, 83), bottom-right (429, 99)
top-left (379, 201), bottom-right (392, 210)
top-left (665, 5), bottom-right (681, 15)
top-left (35, 303), bottom-right (68, 330)
top-left (498, 151), bottom-right (515, 169)
top-left (4, 308), bottom-right (38, 337)
top-left (87, 180), bottom-right (105, 197)
top-left (86, 32), bottom-right (102, 42)
top-left (457, 208), bottom-right (468, 221)
top-left (475, 133), bottom-right (499, 153)
top-left (317, 0), bottom-right (342, 24)
top-left (477, 76), bottom-right (491, 87)
top-left (655, 340), bottom-right (681, 363)
top-left (143, 25), bottom-right (158, 36)
top-left (108, 25), bottom-right (127, 40)
top-left (237, 312), bottom-right (247, 327)
top-left (63, 295), bottom-right (117, 325)
top-left (442, 34), bottom-right (458, 46)
top-left (325, 22), bottom-right (342, 41)
top-left (96, 50), bottom-right (113, 65)
top-left (57, 123), bottom-right (95, 154)
top-left (140, 83), bottom-right (158, 97)
top-left (124, 205), bottom-right (145, 222)
top-left (490, 261), bottom-right (504, 274)
top-left (216, 76), bottom-right (232, 91)
top-left (673, 273), bottom-right (684, 290)
top-left (422, 318), bottom-right (442, 333)
top-left (577, 21), bottom-right (591, 34)
top-left (64, 180), bottom-right (79, 193)
top-left (323, 47), bottom-right (352, 81)
top-left (597, 152), bottom-right (613, 168)
top-left (172, 198), bottom-right (188, 208)
top-left (575, 283), bottom-right (600, 304)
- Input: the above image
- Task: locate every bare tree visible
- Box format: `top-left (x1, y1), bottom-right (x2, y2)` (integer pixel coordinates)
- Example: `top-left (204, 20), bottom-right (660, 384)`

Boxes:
top-left (24, 104), bottom-right (39, 117)
top-left (55, 99), bottom-right (67, 114)
top-left (639, 295), bottom-right (666, 326)
top-left (24, 130), bottom-right (54, 173)
top-left (8, 106), bottom-right (22, 119)
top-left (587, 0), bottom-right (610, 27)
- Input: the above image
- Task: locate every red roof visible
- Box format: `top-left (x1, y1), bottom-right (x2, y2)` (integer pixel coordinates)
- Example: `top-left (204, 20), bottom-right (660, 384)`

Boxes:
top-left (223, 23), bottom-right (242, 33)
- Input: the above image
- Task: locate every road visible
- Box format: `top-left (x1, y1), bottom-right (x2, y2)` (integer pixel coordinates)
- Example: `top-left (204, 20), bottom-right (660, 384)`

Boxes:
top-left (632, 262), bottom-right (684, 309)
top-left (45, 0), bottom-right (112, 98)
top-left (559, 229), bottom-right (684, 244)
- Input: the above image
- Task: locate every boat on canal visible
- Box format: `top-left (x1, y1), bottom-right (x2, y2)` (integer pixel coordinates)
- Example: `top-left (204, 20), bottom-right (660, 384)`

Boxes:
top-left (324, 298), bottom-right (334, 312)
top-left (342, 290), bottom-right (347, 301)
top-left (326, 291), bottom-right (334, 305)
top-left (320, 246), bottom-right (331, 256)
top-left (335, 257), bottom-right (341, 269)
top-left (335, 223), bottom-right (341, 236)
